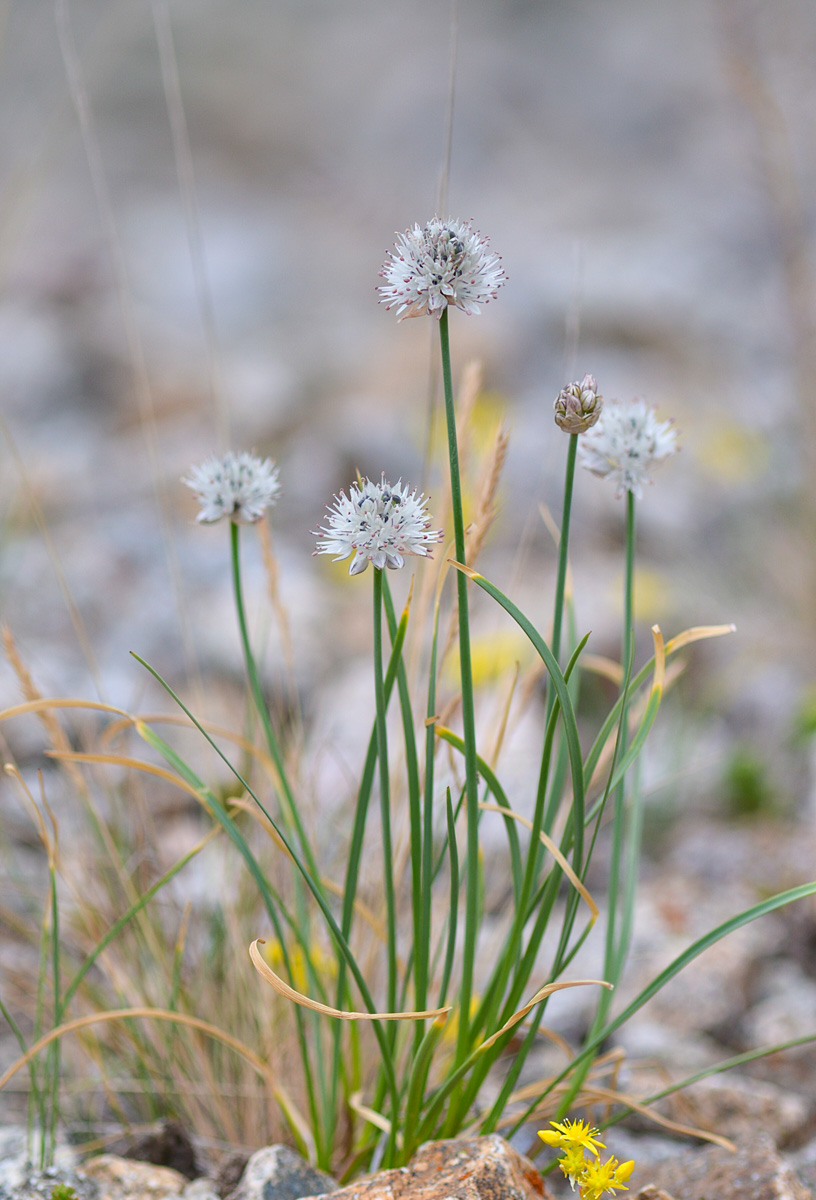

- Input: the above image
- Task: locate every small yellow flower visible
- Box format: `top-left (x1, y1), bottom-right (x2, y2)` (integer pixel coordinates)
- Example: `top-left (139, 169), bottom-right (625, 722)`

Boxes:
top-left (578, 1155), bottom-right (634, 1200)
top-left (261, 939), bottom-right (337, 994)
top-left (557, 1144), bottom-right (589, 1190)
top-left (538, 1119), bottom-right (605, 1158)
top-left (439, 994), bottom-right (481, 1048)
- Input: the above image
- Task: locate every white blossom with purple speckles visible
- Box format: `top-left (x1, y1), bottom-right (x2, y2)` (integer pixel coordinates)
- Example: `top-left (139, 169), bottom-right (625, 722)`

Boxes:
top-left (378, 217), bottom-right (506, 320)
top-left (314, 476), bottom-right (443, 575)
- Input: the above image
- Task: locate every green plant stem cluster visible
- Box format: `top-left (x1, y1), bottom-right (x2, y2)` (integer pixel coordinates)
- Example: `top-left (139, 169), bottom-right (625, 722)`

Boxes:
top-left (7, 297), bottom-right (816, 1183)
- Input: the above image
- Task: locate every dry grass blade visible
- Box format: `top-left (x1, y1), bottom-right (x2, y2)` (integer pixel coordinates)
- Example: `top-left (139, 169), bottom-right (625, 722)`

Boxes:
top-left (0, 698), bottom-right (131, 722)
top-left (4, 765), bottom-right (56, 868)
top-left (651, 626), bottom-right (666, 696)
top-left (99, 710), bottom-right (290, 799)
top-left (477, 801), bottom-right (598, 920)
top-left (478, 978), bottom-right (612, 1055)
top-left (348, 1092), bottom-right (393, 1137)
top-left (3, 627), bottom-right (89, 796)
top-left (258, 517), bottom-right (299, 713)
top-left (250, 940), bottom-right (451, 1021)
top-left (0, 1006), bottom-right (273, 1089)
top-left (574, 1082), bottom-right (736, 1152)
top-left (488, 660), bottom-right (519, 768)
top-left (539, 503), bottom-right (574, 607)
top-left (43, 750), bottom-right (212, 808)
top-left (665, 624), bottom-right (736, 653)
top-left (582, 655), bottom-right (625, 686)
top-left (466, 423), bottom-right (510, 566)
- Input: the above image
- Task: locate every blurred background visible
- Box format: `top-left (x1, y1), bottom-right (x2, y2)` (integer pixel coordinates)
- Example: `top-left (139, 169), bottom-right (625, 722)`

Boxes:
top-left (3, 0), bottom-right (816, 1142)
top-left (1, 0), bottom-right (816, 795)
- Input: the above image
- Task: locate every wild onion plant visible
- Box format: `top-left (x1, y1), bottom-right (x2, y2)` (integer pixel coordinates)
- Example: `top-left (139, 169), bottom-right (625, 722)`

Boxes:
top-left (4, 217), bottom-right (816, 1179)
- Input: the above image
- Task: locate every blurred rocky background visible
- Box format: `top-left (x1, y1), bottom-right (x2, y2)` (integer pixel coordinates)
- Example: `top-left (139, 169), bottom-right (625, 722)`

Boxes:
top-left (2, 0), bottom-right (816, 1162)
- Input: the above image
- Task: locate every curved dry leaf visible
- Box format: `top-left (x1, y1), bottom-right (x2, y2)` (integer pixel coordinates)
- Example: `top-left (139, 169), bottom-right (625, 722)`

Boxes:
top-left (44, 751), bottom-right (208, 807)
top-left (348, 1092), bottom-right (394, 1138)
top-left (478, 802), bottom-right (598, 920)
top-left (250, 939), bottom-right (451, 1022)
top-left (477, 977), bottom-right (612, 1054)
top-left (0, 1006), bottom-right (274, 1091)
top-left (578, 1082), bottom-right (736, 1152)
top-left (582, 654), bottom-right (624, 686)
top-left (0, 698), bottom-right (131, 722)
top-left (665, 624), bottom-right (736, 654)
top-left (650, 626), bottom-right (666, 696)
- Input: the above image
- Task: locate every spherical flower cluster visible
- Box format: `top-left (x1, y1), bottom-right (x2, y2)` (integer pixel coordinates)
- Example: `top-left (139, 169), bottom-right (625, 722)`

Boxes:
top-left (183, 451), bottom-right (281, 524)
top-left (554, 374), bottom-right (603, 434)
top-left (378, 217), bottom-right (506, 320)
top-left (314, 475), bottom-right (443, 576)
top-left (578, 398), bottom-right (678, 499)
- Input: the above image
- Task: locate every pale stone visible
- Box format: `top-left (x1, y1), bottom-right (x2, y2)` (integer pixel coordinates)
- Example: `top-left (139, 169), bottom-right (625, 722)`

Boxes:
top-left (81, 1154), bottom-right (188, 1200)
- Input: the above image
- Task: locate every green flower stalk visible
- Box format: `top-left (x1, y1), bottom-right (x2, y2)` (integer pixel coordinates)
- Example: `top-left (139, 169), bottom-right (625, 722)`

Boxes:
top-left (563, 398), bottom-right (679, 1106)
top-left (550, 374), bottom-right (603, 683)
top-left (380, 215), bottom-right (506, 1070)
top-left (314, 475), bottom-right (443, 1006)
top-left (315, 473), bottom-right (443, 1152)
top-left (184, 450), bottom-right (317, 872)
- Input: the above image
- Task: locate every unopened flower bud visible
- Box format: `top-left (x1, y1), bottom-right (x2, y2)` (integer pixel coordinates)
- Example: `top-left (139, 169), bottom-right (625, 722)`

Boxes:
top-left (554, 374), bottom-right (603, 434)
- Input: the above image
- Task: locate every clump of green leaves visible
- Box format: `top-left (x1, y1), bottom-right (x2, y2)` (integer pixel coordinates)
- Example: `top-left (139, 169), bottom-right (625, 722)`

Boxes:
top-left (724, 745), bottom-right (777, 817)
top-left (49, 1184), bottom-right (78, 1200)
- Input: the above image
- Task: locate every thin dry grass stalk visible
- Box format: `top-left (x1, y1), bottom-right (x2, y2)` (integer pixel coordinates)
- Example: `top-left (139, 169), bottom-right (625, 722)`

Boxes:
top-left (3, 626), bottom-right (88, 797)
top-left (476, 801), bottom-right (598, 920)
top-left (466, 423), bottom-right (510, 565)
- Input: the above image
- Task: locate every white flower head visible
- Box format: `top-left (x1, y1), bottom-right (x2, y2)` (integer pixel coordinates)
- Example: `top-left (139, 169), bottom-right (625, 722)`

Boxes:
top-left (578, 398), bottom-right (678, 499)
top-left (183, 451), bottom-right (281, 524)
top-left (314, 475), bottom-right (443, 575)
top-left (378, 216), bottom-right (506, 320)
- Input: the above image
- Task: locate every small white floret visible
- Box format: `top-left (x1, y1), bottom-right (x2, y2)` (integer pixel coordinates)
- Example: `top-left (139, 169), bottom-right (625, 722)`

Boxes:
top-left (578, 398), bottom-right (678, 499)
top-left (183, 451), bottom-right (281, 524)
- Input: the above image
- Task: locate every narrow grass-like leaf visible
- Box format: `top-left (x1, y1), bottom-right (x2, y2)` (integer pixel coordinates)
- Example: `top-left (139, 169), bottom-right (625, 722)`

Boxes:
top-left (131, 654), bottom-right (404, 1126)
top-left (507, 879), bottom-right (816, 1136)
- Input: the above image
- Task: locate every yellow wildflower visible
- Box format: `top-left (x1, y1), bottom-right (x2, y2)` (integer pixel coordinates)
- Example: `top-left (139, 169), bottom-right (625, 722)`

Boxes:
top-left (538, 1119), bottom-right (605, 1158)
top-left (578, 1155), bottom-right (634, 1200)
top-left (557, 1144), bottom-right (589, 1190)
top-left (261, 939), bottom-right (336, 994)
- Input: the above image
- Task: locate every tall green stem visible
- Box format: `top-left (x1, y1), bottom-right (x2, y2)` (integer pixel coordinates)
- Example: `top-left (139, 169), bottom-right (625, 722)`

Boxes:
top-left (557, 489), bottom-right (636, 1117)
top-left (230, 522), bottom-right (319, 880)
top-left (372, 568), bottom-right (398, 1020)
top-left (549, 433), bottom-right (578, 679)
top-left (601, 490), bottom-right (635, 986)
top-left (534, 432), bottom-right (579, 866)
top-left (438, 308), bottom-right (480, 1067)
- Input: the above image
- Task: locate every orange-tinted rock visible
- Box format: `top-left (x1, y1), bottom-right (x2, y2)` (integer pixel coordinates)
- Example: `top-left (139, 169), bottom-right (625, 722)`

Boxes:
top-left (303, 1136), bottom-right (552, 1200)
